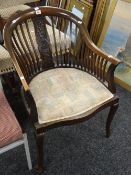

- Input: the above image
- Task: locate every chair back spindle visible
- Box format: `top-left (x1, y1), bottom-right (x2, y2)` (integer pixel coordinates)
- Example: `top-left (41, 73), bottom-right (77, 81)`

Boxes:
top-left (4, 7), bottom-right (120, 92)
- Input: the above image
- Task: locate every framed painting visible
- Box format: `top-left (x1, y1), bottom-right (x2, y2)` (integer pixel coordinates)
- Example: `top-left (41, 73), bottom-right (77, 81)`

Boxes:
top-left (102, 0), bottom-right (131, 68)
top-left (66, 0), bottom-right (93, 27)
top-left (102, 0), bottom-right (131, 91)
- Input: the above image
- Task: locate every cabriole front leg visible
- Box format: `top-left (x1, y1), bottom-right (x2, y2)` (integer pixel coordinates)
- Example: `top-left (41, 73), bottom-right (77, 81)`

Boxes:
top-left (106, 101), bottom-right (119, 138)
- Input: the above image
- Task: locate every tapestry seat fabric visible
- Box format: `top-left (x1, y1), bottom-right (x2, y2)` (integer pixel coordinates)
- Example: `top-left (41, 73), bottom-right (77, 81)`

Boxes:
top-left (0, 89), bottom-right (22, 148)
top-left (29, 68), bottom-right (114, 125)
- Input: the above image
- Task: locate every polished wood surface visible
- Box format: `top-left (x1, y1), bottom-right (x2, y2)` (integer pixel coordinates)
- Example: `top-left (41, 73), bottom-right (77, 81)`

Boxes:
top-left (4, 7), bottom-right (120, 174)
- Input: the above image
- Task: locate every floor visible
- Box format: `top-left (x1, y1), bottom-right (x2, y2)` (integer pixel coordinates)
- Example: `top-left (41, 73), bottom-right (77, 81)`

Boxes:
top-left (0, 83), bottom-right (131, 175)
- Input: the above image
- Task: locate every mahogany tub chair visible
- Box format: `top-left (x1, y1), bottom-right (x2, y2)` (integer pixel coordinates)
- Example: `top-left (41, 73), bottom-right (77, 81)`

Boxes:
top-left (0, 79), bottom-right (32, 171)
top-left (4, 7), bottom-right (121, 174)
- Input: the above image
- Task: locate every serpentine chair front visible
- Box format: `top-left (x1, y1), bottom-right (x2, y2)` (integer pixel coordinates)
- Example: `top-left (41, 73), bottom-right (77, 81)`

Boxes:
top-left (4, 7), bottom-right (120, 174)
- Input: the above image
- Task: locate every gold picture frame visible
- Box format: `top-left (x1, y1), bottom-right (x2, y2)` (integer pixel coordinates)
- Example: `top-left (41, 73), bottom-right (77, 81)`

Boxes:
top-left (66, 0), bottom-right (93, 27)
top-left (100, 0), bottom-right (131, 91)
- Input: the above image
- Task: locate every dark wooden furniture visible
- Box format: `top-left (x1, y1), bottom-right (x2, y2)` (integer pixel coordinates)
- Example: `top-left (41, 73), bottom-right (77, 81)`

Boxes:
top-left (4, 7), bottom-right (121, 174)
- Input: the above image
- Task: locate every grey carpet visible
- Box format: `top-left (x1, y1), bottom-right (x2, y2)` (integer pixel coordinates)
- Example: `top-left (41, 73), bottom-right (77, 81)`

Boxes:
top-left (0, 85), bottom-right (131, 175)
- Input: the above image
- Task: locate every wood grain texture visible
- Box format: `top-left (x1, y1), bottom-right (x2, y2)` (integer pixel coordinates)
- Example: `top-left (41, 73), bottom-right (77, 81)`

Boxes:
top-left (4, 7), bottom-right (120, 174)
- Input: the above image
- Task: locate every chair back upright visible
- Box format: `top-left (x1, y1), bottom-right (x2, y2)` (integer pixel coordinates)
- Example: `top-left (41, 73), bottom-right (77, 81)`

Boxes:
top-left (4, 7), bottom-right (118, 92)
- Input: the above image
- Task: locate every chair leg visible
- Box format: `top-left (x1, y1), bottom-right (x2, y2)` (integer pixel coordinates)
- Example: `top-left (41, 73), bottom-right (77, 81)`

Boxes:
top-left (106, 103), bottom-right (119, 138)
top-left (35, 132), bottom-right (44, 175)
top-left (23, 134), bottom-right (32, 170)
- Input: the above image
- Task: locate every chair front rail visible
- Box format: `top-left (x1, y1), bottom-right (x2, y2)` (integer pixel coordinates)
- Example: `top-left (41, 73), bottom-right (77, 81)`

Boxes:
top-left (34, 96), bottom-right (119, 133)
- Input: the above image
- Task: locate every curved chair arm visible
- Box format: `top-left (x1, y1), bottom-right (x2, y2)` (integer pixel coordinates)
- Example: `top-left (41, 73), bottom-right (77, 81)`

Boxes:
top-left (79, 24), bottom-right (121, 93)
top-left (80, 24), bottom-right (121, 66)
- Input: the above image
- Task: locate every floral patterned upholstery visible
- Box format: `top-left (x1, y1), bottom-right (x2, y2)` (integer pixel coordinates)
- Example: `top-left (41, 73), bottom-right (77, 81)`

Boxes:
top-left (0, 89), bottom-right (22, 148)
top-left (29, 68), bottom-right (114, 125)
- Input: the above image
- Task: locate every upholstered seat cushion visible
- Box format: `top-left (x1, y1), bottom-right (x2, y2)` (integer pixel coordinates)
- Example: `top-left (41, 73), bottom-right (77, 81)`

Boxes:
top-left (0, 90), bottom-right (22, 148)
top-left (0, 45), bottom-right (14, 74)
top-left (0, 5), bottom-right (30, 18)
top-left (29, 68), bottom-right (114, 125)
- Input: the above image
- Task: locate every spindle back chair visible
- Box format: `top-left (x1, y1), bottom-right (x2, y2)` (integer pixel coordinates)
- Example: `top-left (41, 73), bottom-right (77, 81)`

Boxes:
top-left (4, 7), bottom-right (120, 174)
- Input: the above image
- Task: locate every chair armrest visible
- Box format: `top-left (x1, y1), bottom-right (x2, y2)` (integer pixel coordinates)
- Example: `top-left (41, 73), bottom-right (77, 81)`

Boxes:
top-left (81, 25), bottom-right (121, 66)
top-left (80, 25), bottom-right (121, 93)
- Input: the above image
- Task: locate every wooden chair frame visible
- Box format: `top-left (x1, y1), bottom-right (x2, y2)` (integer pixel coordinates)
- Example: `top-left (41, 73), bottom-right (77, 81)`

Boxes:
top-left (4, 7), bottom-right (121, 174)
